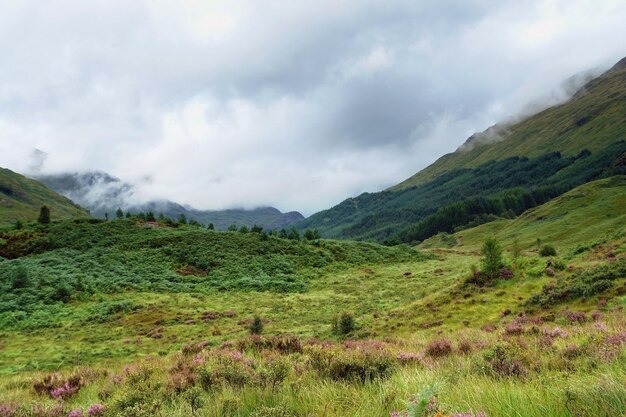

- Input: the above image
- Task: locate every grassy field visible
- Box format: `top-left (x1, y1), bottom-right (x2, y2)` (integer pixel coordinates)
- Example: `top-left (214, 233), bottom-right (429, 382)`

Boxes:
top-left (0, 178), bottom-right (625, 416)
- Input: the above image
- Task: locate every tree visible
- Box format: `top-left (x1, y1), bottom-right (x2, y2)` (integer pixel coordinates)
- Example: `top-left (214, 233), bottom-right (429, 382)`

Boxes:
top-left (115, 208), bottom-right (124, 219)
top-left (304, 229), bottom-right (320, 241)
top-left (227, 224), bottom-right (237, 232)
top-left (250, 225), bottom-right (263, 234)
top-left (249, 315), bottom-right (264, 335)
top-left (38, 206), bottom-right (50, 224)
top-left (178, 213), bottom-right (188, 225)
top-left (481, 237), bottom-right (502, 279)
top-left (146, 211), bottom-right (156, 222)
top-left (207, 223), bottom-right (215, 230)
top-left (287, 227), bottom-right (300, 240)
top-left (239, 225), bottom-right (249, 233)
top-left (125, 212), bottom-right (132, 219)
top-left (14, 220), bottom-right (23, 230)
top-left (11, 266), bottom-right (29, 289)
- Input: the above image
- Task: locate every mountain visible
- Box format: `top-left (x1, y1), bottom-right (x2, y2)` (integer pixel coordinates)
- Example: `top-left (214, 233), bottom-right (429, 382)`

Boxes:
top-left (36, 171), bottom-right (304, 230)
top-left (0, 167), bottom-right (87, 227)
top-left (420, 175), bottom-right (626, 251)
top-left (297, 56), bottom-right (626, 243)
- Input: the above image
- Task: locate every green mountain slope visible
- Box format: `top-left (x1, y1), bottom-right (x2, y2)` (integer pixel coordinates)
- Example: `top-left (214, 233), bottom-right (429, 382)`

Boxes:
top-left (0, 167), bottom-right (87, 227)
top-left (297, 57), bottom-right (626, 243)
top-left (420, 175), bottom-right (626, 251)
top-left (393, 56), bottom-right (626, 190)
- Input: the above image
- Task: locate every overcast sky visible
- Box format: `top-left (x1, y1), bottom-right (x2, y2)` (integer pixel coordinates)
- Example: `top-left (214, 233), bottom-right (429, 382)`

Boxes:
top-left (0, 0), bottom-right (625, 215)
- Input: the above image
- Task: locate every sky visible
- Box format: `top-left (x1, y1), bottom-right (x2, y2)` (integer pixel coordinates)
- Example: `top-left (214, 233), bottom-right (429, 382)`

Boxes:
top-left (0, 0), bottom-right (625, 215)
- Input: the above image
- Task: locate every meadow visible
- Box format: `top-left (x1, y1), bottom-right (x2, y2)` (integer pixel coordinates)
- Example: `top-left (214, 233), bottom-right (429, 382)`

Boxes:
top-left (0, 180), bottom-right (625, 416)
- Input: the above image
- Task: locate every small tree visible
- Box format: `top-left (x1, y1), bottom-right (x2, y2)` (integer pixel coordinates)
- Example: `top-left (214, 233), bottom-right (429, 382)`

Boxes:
top-left (207, 223), bottom-right (215, 230)
top-left (287, 227), bottom-right (300, 241)
top-left (332, 312), bottom-right (355, 336)
top-left (38, 206), bottom-right (50, 224)
top-left (146, 211), bottom-right (156, 222)
top-left (249, 315), bottom-right (264, 335)
top-left (115, 208), bottom-right (124, 219)
top-left (512, 238), bottom-right (522, 264)
top-left (227, 224), bottom-right (238, 232)
top-left (14, 220), bottom-right (23, 230)
top-left (481, 237), bottom-right (502, 279)
top-left (11, 266), bottom-right (29, 289)
top-left (239, 225), bottom-right (249, 233)
top-left (178, 213), bottom-right (188, 225)
top-left (304, 229), bottom-right (321, 241)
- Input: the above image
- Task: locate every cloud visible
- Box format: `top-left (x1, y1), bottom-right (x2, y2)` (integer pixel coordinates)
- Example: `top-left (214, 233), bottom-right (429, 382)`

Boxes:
top-left (0, 0), bottom-right (624, 215)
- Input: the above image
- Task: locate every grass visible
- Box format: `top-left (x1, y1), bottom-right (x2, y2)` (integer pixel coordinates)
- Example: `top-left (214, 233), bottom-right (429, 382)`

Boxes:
top-left (0, 177), bottom-right (625, 416)
top-left (0, 167), bottom-right (87, 227)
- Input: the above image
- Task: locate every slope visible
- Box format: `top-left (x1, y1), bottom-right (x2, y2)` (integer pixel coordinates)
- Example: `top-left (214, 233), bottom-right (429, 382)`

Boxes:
top-left (0, 167), bottom-right (87, 227)
top-left (393, 56), bottom-right (626, 190)
top-left (420, 175), bottom-right (626, 252)
top-left (297, 56), bottom-right (626, 243)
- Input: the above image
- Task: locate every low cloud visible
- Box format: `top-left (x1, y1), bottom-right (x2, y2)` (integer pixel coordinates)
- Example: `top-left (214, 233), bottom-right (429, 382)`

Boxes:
top-left (0, 0), bottom-right (625, 215)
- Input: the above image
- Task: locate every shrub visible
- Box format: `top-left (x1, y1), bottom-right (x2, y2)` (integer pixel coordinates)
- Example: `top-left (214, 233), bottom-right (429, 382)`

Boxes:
top-left (332, 312), bottom-right (356, 336)
top-left (308, 346), bottom-right (395, 382)
top-left (425, 338), bottom-right (453, 358)
top-left (539, 245), bottom-right (557, 257)
top-left (249, 316), bottom-right (264, 335)
top-left (481, 344), bottom-right (527, 378)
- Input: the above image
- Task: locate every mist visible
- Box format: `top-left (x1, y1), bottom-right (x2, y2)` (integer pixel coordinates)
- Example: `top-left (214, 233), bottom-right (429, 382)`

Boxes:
top-left (0, 0), bottom-right (625, 215)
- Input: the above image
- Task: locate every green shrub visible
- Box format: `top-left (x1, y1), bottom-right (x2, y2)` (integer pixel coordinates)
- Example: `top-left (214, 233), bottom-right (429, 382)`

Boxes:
top-left (539, 245), bottom-right (557, 257)
top-left (332, 312), bottom-right (355, 336)
top-left (308, 346), bottom-right (395, 382)
top-left (249, 315), bottom-right (264, 335)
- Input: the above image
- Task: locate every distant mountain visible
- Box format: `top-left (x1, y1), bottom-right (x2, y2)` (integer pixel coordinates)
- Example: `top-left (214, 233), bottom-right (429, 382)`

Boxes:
top-left (297, 56), bottom-right (626, 243)
top-left (0, 167), bottom-right (87, 227)
top-left (36, 172), bottom-right (304, 230)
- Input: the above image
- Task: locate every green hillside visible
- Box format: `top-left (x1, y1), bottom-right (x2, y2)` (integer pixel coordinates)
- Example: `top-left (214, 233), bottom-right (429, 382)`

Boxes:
top-left (393, 57), bottom-right (626, 189)
top-left (297, 57), bottom-right (626, 244)
top-left (0, 167), bottom-right (87, 227)
top-left (420, 175), bottom-right (626, 252)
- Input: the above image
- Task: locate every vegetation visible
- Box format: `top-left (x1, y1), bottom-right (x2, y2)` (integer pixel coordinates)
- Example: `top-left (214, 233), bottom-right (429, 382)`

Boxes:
top-left (0, 167), bottom-right (86, 227)
top-left (299, 141), bottom-right (626, 243)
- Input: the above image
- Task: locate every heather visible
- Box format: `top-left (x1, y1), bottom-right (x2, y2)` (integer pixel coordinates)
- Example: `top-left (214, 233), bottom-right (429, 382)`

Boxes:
top-left (0, 185), bottom-right (625, 416)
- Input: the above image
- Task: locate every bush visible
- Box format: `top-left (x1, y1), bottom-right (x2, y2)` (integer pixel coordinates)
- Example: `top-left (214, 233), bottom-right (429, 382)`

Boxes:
top-left (539, 245), bottom-right (557, 257)
top-left (481, 344), bottom-right (527, 378)
top-left (249, 316), bottom-right (264, 335)
top-left (425, 338), bottom-right (453, 358)
top-left (332, 312), bottom-right (355, 336)
top-left (308, 346), bottom-right (395, 382)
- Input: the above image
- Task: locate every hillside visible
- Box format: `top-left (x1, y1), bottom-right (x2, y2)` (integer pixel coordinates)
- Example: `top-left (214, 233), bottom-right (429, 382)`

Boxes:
top-left (297, 57), bottom-right (626, 243)
top-left (37, 171), bottom-right (304, 229)
top-left (393, 56), bottom-right (626, 189)
top-left (0, 167), bottom-right (87, 227)
top-left (420, 175), bottom-right (626, 251)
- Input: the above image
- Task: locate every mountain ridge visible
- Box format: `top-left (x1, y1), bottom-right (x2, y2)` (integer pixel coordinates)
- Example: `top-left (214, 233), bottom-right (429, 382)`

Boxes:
top-left (36, 171), bottom-right (304, 230)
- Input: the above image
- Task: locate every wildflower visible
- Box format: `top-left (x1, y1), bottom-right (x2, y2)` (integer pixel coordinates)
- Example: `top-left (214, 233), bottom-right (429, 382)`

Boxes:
top-left (86, 404), bottom-right (105, 416)
top-left (0, 403), bottom-right (19, 417)
top-left (68, 410), bottom-right (84, 417)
